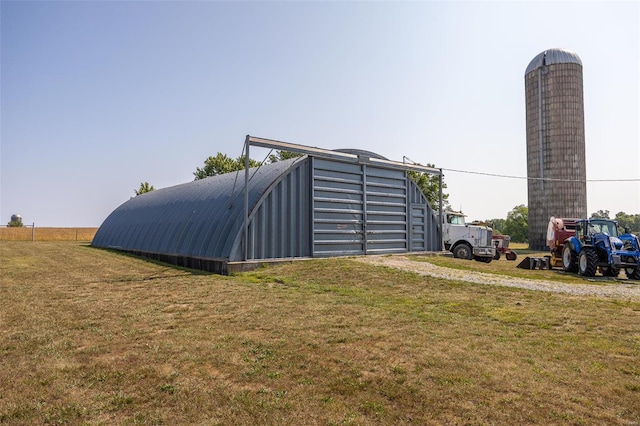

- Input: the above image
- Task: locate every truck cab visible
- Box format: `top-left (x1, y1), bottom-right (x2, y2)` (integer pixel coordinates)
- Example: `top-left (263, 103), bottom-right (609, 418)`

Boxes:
top-left (443, 210), bottom-right (495, 263)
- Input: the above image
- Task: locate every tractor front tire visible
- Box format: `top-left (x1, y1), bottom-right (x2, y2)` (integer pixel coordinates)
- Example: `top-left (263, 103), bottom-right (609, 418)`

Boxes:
top-left (626, 267), bottom-right (640, 280)
top-left (578, 248), bottom-right (598, 277)
top-left (601, 266), bottom-right (620, 277)
top-left (562, 245), bottom-right (578, 272)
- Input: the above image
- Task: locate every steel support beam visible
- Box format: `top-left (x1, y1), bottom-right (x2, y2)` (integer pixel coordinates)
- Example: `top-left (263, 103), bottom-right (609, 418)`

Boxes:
top-left (247, 135), bottom-right (442, 175)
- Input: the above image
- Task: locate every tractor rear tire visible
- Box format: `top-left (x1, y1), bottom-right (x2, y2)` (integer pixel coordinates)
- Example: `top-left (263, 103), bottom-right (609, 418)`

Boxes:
top-left (493, 250), bottom-right (501, 261)
top-left (578, 248), bottom-right (598, 277)
top-left (626, 267), bottom-right (640, 280)
top-left (562, 245), bottom-right (578, 272)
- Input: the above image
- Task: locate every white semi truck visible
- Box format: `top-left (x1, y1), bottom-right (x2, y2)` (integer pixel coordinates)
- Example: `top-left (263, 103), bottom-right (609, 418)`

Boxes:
top-left (443, 210), bottom-right (495, 263)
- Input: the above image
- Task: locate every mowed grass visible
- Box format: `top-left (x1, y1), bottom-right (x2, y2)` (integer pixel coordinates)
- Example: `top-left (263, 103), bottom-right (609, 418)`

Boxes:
top-left (1, 242), bottom-right (639, 425)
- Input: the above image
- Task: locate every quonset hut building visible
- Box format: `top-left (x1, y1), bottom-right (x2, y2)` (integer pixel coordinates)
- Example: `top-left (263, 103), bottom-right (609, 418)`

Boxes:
top-left (92, 136), bottom-right (444, 274)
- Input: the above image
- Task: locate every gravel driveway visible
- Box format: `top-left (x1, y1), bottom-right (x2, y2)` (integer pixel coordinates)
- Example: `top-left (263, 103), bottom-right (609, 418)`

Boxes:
top-left (354, 255), bottom-right (640, 302)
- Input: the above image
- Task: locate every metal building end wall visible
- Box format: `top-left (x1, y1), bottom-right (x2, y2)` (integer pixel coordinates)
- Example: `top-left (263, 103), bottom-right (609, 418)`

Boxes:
top-left (311, 158), bottom-right (441, 258)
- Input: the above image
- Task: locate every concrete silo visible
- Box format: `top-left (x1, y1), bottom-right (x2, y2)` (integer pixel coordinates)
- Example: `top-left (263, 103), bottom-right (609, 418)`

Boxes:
top-left (524, 48), bottom-right (587, 250)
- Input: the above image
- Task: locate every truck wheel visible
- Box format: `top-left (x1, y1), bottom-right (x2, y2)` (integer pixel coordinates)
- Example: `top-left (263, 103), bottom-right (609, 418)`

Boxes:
top-left (493, 250), bottom-right (501, 260)
top-left (578, 248), bottom-right (598, 277)
top-left (453, 244), bottom-right (472, 260)
top-left (562, 245), bottom-right (578, 272)
top-left (626, 267), bottom-right (640, 280)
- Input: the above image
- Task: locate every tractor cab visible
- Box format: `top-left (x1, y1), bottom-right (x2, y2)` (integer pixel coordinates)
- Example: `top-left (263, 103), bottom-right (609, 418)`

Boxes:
top-left (576, 219), bottom-right (619, 242)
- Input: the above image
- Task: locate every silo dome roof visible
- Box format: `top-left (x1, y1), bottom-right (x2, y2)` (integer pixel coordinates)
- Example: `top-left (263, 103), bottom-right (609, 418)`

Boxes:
top-left (525, 48), bottom-right (582, 75)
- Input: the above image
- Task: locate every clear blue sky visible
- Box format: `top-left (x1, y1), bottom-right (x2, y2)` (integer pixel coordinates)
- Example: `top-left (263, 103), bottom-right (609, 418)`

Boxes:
top-left (1, 1), bottom-right (638, 227)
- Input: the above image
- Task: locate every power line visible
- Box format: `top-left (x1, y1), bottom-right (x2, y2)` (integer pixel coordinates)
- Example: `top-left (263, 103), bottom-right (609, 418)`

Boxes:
top-left (441, 168), bottom-right (640, 183)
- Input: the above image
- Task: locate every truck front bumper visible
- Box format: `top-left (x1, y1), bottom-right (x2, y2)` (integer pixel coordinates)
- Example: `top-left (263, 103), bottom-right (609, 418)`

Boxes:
top-left (473, 247), bottom-right (495, 258)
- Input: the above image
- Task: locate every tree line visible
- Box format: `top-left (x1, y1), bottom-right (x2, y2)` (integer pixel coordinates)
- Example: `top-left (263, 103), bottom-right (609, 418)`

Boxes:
top-left (486, 206), bottom-right (640, 243)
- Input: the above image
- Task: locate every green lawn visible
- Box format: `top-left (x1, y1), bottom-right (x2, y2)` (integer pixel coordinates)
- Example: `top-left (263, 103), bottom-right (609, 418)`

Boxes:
top-left (1, 242), bottom-right (639, 425)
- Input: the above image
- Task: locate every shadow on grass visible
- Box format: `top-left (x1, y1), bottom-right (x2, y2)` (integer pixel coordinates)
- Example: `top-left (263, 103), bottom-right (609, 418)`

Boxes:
top-left (83, 244), bottom-right (213, 276)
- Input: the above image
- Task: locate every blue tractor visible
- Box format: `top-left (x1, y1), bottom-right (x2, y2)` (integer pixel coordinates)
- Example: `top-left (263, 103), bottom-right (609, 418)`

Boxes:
top-left (561, 218), bottom-right (640, 279)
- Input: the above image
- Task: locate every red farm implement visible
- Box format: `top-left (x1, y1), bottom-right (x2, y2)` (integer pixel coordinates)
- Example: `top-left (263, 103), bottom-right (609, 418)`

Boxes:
top-left (492, 235), bottom-right (518, 261)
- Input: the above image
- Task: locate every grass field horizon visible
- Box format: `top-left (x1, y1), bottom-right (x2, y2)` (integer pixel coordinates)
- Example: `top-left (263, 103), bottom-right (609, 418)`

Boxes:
top-left (0, 227), bottom-right (98, 241)
top-left (1, 241), bottom-right (639, 424)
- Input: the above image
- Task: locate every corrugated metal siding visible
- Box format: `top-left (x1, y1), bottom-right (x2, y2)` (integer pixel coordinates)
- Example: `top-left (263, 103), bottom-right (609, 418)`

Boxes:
top-left (410, 204), bottom-right (427, 251)
top-left (408, 183), bottom-right (442, 251)
top-left (312, 158), bottom-right (365, 256)
top-left (238, 160), bottom-right (311, 260)
top-left (92, 158), bottom-right (305, 260)
top-left (311, 158), bottom-right (441, 257)
top-left (364, 166), bottom-right (409, 254)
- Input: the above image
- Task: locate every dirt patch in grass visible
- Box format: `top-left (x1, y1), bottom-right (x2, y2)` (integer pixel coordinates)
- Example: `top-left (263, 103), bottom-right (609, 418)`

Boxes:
top-left (1, 242), bottom-right (639, 425)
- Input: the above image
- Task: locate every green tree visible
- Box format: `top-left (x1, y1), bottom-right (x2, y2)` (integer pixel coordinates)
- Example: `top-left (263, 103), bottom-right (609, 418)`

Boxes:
top-left (503, 204), bottom-right (528, 243)
top-left (615, 212), bottom-right (640, 234)
top-left (407, 165), bottom-right (450, 211)
top-left (487, 218), bottom-right (506, 235)
top-left (7, 220), bottom-right (23, 227)
top-left (194, 153), bottom-right (261, 180)
top-left (591, 209), bottom-right (610, 219)
top-left (268, 150), bottom-right (303, 163)
top-left (194, 151), bottom-right (303, 180)
top-left (135, 182), bottom-right (155, 196)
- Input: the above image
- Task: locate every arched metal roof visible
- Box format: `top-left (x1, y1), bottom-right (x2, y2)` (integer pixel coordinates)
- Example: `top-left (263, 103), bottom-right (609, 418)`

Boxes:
top-left (92, 157), bottom-right (305, 260)
top-left (525, 48), bottom-right (582, 75)
top-left (93, 136), bottom-right (444, 273)
top-left (333, 149), bottom-right (388, 160)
